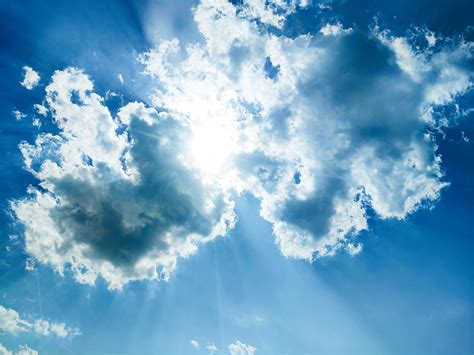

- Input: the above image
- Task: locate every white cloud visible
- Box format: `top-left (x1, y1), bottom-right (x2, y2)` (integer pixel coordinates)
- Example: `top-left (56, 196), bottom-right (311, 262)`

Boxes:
top-left (14, 345), bottom-right (38, 355)
top-left (235, 0), bottom-right (308, 29)
top-left (13, 111), bottom-right (26, 121)
top-left (12, 68), bottom-right (236, 290)
top-left (228, 341), bottom-right (257, 355)
top-left (20, 66), bottom-right (40, 90)
top-left (0, 306), bottom-right (30, 335)
top-left (12, 0), bottom-right (474, 288)
top-left (0, 344), bottom-right (38, 355)
top-left (0, 305), bottom-right (80, 339)
top-left (33, 104), bottom-right (48, 116)
top-left (206, 343), bottom-right (218, 354)
top-left (0, 343), bottom-right (11, 355)
top-left (320, 22), bottom-right (352, 36)
top-left (138, 0), bottom-right (473, 261)
top-left (190, 340), bottom-right (200, 349)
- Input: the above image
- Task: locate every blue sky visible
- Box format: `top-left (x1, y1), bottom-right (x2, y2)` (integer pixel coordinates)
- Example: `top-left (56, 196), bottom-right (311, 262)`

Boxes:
top-left (0, 1), bottom-right (473, 354)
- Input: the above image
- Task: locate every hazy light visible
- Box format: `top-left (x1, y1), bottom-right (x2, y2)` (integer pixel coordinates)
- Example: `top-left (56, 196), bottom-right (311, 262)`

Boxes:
top-left (190, 122), bottom-right (235, 174)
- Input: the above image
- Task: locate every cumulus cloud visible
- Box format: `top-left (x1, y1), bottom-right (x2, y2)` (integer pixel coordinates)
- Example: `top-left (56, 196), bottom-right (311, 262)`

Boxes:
top-left (0, 306), bottom-right (30, 335)
top-left (320, 22), bottom-right (353, 36)
top-left (228, 341), bottom-right (257, 355)
top-left (235, 0), bottom-right (308, 29)
top-left (0, 343), bottom-right (38, 355)
top-left (139, 0), bottom-right (473, 261)
top-left (12, 345), bottom-right (38, 355)
top-left (206, 343), bottom-right (218, 354)
top-left (33, 104), bottom-right (48, 117)
top-left (0, 305), bottom-right (79, 338)
top-left (12, 68), bottom-right (235, 290)
top-left (20, 66), bottom-right (40, 90)
top-left (13, 0), bottom-right (473, 289)
top-left (190, 339), bottom-right (200, 349)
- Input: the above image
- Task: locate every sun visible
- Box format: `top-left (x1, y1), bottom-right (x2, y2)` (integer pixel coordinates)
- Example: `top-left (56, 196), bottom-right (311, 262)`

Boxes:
top-left (189, 121), bottom-right (236, 175)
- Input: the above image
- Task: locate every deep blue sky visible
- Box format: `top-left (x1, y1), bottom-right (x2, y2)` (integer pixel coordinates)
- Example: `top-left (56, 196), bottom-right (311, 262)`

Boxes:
top-left (0, 1), bottom-right (473, 354)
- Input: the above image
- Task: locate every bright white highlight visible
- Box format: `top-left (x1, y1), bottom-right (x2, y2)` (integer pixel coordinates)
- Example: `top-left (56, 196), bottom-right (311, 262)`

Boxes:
top-left (190, 122), bottom-right (235, 174)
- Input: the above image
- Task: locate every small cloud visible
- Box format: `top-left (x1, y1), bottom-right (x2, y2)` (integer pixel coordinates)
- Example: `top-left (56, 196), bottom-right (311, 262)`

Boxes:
top-left (31, 118), bottom-right (41, 128)
top-left (346, 243), bottom-right (363, 256)
top-left (25, 258), bottom-right (36, 271)
top-left (117, 73), bottom-right (124, 84)
top-left (33, 104), bottom-right (48, 116)
top-left (206, 343), bottom-right (218, 354)
top-left (190, 340), bottom-right (200, 349)
top-left (425, 30), bottom-right (437, 47)
top-left (0, 343), bottom-right (38, 355)
top-left (20, 66), bottom-right (40, 90)
top-left (13, 110), bottom-right (26, 121)
top-left (228, 341), bottom-right (257, 355)
top-left (320, 22), bottom-right (352, 36)
top-left (16, 344), bottom-right (38, 355)
top-left (0, 305), bottom-right (80, 338)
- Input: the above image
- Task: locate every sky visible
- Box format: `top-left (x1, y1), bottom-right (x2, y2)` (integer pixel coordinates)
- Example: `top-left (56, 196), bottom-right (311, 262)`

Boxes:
top-left (0, 0), bottom-right (473, 354)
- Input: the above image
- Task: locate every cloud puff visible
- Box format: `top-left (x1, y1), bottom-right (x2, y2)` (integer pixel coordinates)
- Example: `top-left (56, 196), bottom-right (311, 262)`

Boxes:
top-left (206, 343), bottom-right (218, 354)
top-left (228, 341), bottom-right (257, 355)
top-left (12, 68), bottom-right (235, 290)
top-left (320, 22), bottom-right (352, 36)
top-left (0, 343), bottom-right (38, 355)
top-left (0, 305), bottom-right (80, 338)
top-left (190, 340), bottom-right (200, 349)
top-left (235, 0), bottom-right (308, 29)
top-left (20, 66), bottom-right (40, 90)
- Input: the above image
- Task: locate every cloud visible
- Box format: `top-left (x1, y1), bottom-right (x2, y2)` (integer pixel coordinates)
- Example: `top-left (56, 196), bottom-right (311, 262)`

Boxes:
top-left (13, 111), bottom-right (26, 121)
top-left (235, 0), bottom-right (308, 29)
top-left (139, 0), bottom-right (473, 261)
top-left (12, 0), bottom-right (474, 289)
top-left (33, 104), bottom-right (48, 117)
top-left (320, 22), bottom-right (352, 36)
top-left (0, 344), bottom-right (38, 355)
top-left (20, 66), bottom-right (40, 90)
top-left (12, 345), bottom-right (38, 355)
top-left (190, 340), bottom-right (200, 349)
top-left (228, 341), bottom-right (257, 355)
top-left (206, 343), bottom-right (218, 354)
top-left (0, 343), bottom-right (11, 355)
top-left (0, 305), bottom-right (80, 338)
top-left (12, 68), bottom-right (236, 290)
top-left (0, 306), bottom-right (30, 335)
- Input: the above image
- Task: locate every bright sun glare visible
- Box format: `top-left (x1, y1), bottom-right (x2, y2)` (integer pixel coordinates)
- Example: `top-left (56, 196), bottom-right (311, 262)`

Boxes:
top-left (190, 122), bottom-right (235, 174)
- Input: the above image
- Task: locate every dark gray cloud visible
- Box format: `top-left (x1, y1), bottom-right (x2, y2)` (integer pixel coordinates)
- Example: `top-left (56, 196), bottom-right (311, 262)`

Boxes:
top-left (13, 69), bottom-right (235, 289)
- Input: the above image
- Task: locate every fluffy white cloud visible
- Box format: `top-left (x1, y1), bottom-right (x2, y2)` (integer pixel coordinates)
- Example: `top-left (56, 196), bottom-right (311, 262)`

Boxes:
top-left (20, 67), bottom-right (40, 90)
top-left (0, 344), bottom-right (11, 355)
top-left (190, 339), bottom-right (200, 349)
top-left (228, 341), bottom-right (257, 355)
top-left (206, 343), bottom-right (218, 354)
top-left (0, 306), bottom-right (30, 335)
top-left (0, 305), bottom-right (79, 338)
top-left (33, 104), bottom-right (48, 117)
top-left (320, 22), bottom-right (352, 36)
top-left (235, 0), bottom-right (308, 29)
top-left (13, 345), bottom-right (38, 355)
top-left (139, 0), bottom-right (473, 261)
top-left (0, 344), bottom-right (38, 355)
top-left (13, 111), bottom-right (26, 121)
top-left (13, 0), bottom-right (473, 289)
top-left (12, 68), bottom-right (235, 290)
